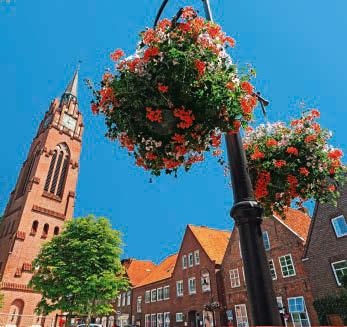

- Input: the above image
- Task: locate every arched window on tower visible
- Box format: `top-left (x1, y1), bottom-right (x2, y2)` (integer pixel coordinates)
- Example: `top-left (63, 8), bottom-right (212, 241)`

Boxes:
top-left (54, 226), bottom-right (60, 236)
top-left (42, 223), bottom-right (49, 238)
top-left (44, 143), bottom-right (70, 198)
top-left (17, 145), bottom-right (40, 197)
top-left (31, 221), bottom-right (39, 236)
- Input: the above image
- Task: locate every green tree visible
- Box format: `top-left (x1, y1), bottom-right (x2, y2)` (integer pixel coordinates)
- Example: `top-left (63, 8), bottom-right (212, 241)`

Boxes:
top-left (29, 215), bottom-right (129, 319)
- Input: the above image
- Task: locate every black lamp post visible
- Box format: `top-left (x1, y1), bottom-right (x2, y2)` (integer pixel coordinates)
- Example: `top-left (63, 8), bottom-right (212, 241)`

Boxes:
top-left (153, 0), bottom-right (282, 325)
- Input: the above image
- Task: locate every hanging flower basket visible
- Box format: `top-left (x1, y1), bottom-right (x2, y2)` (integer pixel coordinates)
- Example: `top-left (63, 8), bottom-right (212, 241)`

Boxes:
top-left (91, 6), bottom-right (257, 176)
top-left (243, 109), bottom-right (347, 217)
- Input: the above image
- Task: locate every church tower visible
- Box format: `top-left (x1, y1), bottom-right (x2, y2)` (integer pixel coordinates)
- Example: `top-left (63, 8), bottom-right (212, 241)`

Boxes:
top-left (0, 68), bottom-right (83, 325)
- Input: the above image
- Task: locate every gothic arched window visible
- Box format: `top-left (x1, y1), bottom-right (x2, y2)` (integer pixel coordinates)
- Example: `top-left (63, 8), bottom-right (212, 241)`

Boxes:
top-left (31, 220), bottom-right (39, 235)
top-left (54, 226), bottom-right (60, 236)
top-left (44, 143), bottom-right (70, 198)
top-left (42, 223), bottom-right (49, 238)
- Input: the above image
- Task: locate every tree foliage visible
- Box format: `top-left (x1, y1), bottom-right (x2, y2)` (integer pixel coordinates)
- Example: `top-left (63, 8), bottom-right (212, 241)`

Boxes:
top-left (29, 215), bottom-right (129, 316)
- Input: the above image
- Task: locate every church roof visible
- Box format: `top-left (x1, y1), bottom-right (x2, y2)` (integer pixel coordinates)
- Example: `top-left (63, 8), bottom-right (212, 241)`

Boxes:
top-left (64, 67), bottom-right (79, 98)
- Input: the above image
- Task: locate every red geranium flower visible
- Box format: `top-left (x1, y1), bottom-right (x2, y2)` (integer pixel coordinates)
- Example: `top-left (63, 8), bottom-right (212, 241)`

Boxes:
top-left (274, 160), bottom-right (286, 168)
top-left (299, 167), bottom-right (309, 176)
top-left (241, 81), bottom-right (254, 95)
top-left (194, 60), bottom-right (206, 77)
top-left (266, 139), bottom-right (278, 147)
top-left (158, 84), bottom-right (169, 93)
top-left (286, 147), bottom-right (299, 156)
top-left (110, 49), bottom-right (125, 62)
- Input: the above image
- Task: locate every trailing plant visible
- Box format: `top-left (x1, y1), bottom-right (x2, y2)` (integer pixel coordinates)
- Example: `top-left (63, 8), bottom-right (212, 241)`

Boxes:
top-left (243, 110), bottom-right (346, 217)
top-left (91, 6), bottom-right (257, 176)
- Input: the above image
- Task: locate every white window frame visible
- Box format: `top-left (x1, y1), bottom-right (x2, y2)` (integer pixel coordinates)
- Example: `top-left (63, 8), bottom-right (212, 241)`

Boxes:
top-left (194, 250), bottom-right (200, 265)
top-left (269, 259), bottom-right (277, 280)
top-left (230, 268), bottom-right (241, 288)
top-left (235, 304), bottom-right (249, 327)
top-left (188, 277), bottom-right (196, 294)
top-left (331, 260), bottom-right (347, 286)
top-left (182, 255), bottom-right (187, 269)
top-left (121, 292), bottom-right (126, 306)
top-left (176, 280), bottom-right (183, 297)
top-left (331, 215), bottom-right (347, 238)
top-left (145, 314), bottom-right (151, 327)
top-left (157, 287), bottom-right (163, 301)
top-left (151, 314), bottom-right (157, 327)
top-left (117, 295), bottom-right (121, 307)
top-left (136, 296), bottom-right (142, 313)
top-left (151, 289), bottom-right (157, 302)
top-left (163, 285), bottom-right (170, 300)
top-left (164, 312), bottom-right (170, 327)
top-left (157, 313), bottom-right (164, 327)
top-left (188, 252), bottom-right (194, 267)
top-left (262, 231), bottom-right (271, 251)
top-left (201, 272), bottom-right (211, 292)
top-left (126, 290), bottom-right (131, 306)
top-left (287, 296), bottom-right (311, 327)
top-left (145, 290), bottom-right (151, 303)
top-left (176, 313), bottom-right (184, 322)
top-left (279, 254), bottom-right (296, 278)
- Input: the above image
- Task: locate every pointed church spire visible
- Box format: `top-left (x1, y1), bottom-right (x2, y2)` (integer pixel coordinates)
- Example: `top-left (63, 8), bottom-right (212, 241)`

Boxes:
top-left (63, 63), bottom-right (80, 98)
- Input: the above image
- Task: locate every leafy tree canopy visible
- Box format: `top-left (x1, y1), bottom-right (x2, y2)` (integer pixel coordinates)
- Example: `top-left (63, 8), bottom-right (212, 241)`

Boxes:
top-left (29, 215), bottom-right (129, 316)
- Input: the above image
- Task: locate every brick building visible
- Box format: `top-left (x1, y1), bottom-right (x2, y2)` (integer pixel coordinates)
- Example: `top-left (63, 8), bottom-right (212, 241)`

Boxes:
top-left (221, 208), bottom-right (319, 327)
top-left (121, 210), bottom-right (319, 327)
top-left (0, 69), bottom-right (83, 326)
top-left (117, 225), bottom-right (231, 327)
top-left (303, 184), bottom-right (347, 299)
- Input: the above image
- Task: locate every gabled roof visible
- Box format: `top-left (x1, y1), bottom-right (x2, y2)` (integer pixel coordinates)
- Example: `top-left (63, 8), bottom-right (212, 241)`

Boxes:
top-left (273, 207), bottom-right (311, 242)
top-left (188, 225), bottom-right (231, 264)
top-left (122, 259), bottom-right (156, 287)
top-left (136, 254), bottom-right (178, 287)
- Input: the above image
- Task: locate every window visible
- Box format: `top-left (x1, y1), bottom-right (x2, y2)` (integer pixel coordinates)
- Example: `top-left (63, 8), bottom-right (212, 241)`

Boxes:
top-left (157, 287), bottom-right (163, 301)
top-left (157, 313), bottom-right (163, 327)
top-left (331, 215), bottom-right (347, 238)
top-left (18, 148), bottom-right (39, 197)
top-left (230, 269), bottom-right (241, 288)
top-left (269, 259), bottom-right (277, 280)
top-left (239, 241), bottom-right (242, 259)
top-left (182, 255), bottom-right (187, 269)
top-left (121, 292), bottom-right (126, 306)
top-left (277, 297), bottom-right (285, 314)
top-left (176, 313), bottom-right (184, 322)
top-left (163, 285), bottom-right (170, 300)
top-left (331, 260), bottom-right (347, 286)
top-left (279, 254), bottom-right (296, 277)
top-left (31, 221), bottom-right (39, 235)
top-left (188, 277), bottom-right (196, 294)
top-left (235, 304), bottom-right (249, 327)
top-left (262, 231), bottom-right (271, 251)
top-left (164, 312), bottom-right (170, 327)
top-left (194, 250), bottom-right (200, 265)
top-left (145, 290), bottom-right (151, 303)
top-left (151, 314), bottom-right (157, 327)
top-left (44, 143), bottom-right (70, 197)
top-left (127, 291), bottom-right (131, 305)
top-left (145, 315), bottom-right (150, 327)
top-left (54, 226), bottom-right (59, 236)
top-left (117, 295), bottom-right (121, 307)
top-left (42, 223), bottom-right (49, 238)
top-left (201, 272), bottom-right (211, 292)
top-left (136, 296), bottom-right (142, 313)
top-left (176, 280), bottom-right (183, 297)
top-left (188, 253), bottom-right (194, 267)
top-left (288, 296), bottom-right (311, 327)
top-left (151, 289), bottom-right (157, 302)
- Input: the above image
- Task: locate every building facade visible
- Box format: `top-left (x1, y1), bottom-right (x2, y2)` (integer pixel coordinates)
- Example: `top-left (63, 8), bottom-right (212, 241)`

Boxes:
top-left (221, 209), bottom-right (319, 327)
top-left (0, 69), bottom-right (83, 326)
top-left (303, 184), bottom-right (347, 299)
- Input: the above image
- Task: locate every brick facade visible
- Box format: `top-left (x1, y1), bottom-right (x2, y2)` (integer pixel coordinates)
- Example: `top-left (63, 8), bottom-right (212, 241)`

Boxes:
top-left (0, 71), bottom-right (83, 326)
top-left (303, 184), bottom-right (347, 299)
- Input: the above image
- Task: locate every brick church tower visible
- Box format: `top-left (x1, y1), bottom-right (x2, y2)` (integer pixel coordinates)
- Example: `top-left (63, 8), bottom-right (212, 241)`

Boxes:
top-left (0, 68), bottom-right (83, 325)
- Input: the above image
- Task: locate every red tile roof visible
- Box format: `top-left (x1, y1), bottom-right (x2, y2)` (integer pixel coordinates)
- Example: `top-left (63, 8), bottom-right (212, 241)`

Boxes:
top-left (123, 259), bottom-right (156, 287)
top-left (136, 254), bottom-right (178, 287)
top-left (188, 225), bottom-right (231, 264)
top-left (273, 207), bottom-right (311, 241)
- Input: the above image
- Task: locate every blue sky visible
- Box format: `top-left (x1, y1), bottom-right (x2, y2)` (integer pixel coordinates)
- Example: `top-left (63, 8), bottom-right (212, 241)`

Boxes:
top-left (1, 0), bottom-right (346, 263)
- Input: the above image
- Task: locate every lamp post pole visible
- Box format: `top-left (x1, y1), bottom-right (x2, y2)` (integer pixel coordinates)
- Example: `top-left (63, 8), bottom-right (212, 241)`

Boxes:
top-left (153, 0), bottom-right (282, 325)
top-left (201, 1), bottom-right (282, 325)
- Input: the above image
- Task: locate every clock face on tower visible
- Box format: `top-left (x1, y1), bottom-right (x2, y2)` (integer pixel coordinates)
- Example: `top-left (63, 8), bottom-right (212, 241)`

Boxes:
top-left (62, 114), bottom-right (77, 131)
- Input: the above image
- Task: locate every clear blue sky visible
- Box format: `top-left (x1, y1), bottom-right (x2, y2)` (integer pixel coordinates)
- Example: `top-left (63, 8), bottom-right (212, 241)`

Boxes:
top-left (1, 0), bottom-right (346, 263)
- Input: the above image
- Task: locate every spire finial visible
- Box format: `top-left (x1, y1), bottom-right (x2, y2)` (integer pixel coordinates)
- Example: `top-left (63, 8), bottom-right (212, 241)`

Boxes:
top-left (63, 62), bottom-right (81, 98)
